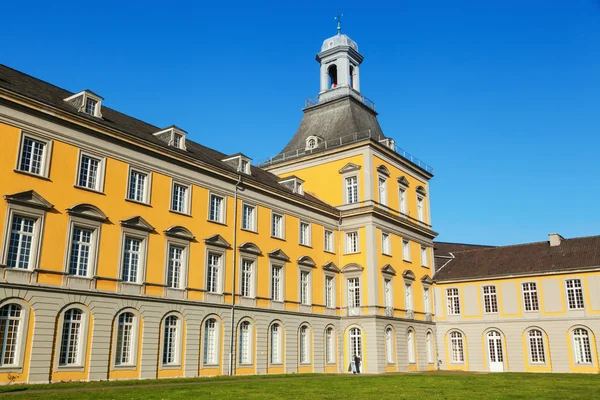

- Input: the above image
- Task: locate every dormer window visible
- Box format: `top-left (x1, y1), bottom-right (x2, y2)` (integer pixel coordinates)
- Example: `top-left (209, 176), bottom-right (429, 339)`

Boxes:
top-left (241, 159), bottom-right (250, 174)
top-left (305, 135), bottom-right (322, 151)
top-left (278, 176), bottom-right (304, 195)
top-left (84, 98), bottom-right (98, 116)
top-left (173, 133), bottom-right (182, 149)
top-left (222, 154), bottom-right (252, 175)
top-left (152, 126), bottom-right (187, 150)
top-left (64, 90), bottom-right (103, 118)
top-left (379, 138), bottom-right (395, 150)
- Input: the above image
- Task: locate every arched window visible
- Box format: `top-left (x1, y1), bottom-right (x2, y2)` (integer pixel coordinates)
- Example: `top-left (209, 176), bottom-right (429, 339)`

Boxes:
top-left (527, 329), bottom-right (546, 364)
top-left (407, 330), bottom-right (416, 363)
top-left (162, 315), bottom-right (180, 365)
top-left (328, 65), bottom-right (338, 89)
top-left (203, 318), bottom-right (218, 365)
top-left (573, 328), bottom-right (592, 364)
top-left (239, 321), bottom-right (251, 364)
top-left (349, 327), bottom-right (362, 358)
top-left (325, 327), bottom-right (335, 364)
top-left (115, 312), bottom-right (135, 366)
top-left (426, 331), bottom-right (434, 363)
top-left (270, 323), bottom-right (282, 364)
top-left (449, 331), bottom-right (464, 363)
top-left (59, 309), bottom-right (84, 366)
top-left (299, 325), bottom-right (309, 364)
top-left (385, 328), bottom-right (394, 363)
top-left (0, 304), bottom-right (22, 366)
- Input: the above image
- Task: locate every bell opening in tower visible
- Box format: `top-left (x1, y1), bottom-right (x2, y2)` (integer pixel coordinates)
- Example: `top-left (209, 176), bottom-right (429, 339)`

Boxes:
top-left (328, 65), bottom-right (338, 89)
top-left (349, 66), bottom-right (354, 90)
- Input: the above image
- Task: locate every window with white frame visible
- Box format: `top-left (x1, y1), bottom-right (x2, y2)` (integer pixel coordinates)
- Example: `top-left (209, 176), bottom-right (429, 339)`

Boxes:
top-left (271, 265), bottom-right (282, 301)
top-left (271, 213), bottom-right (284, 238)
top-left (423, 287), bottom-right (431, 314)
top-left (270, 324), bottom-right (281, 364)
top-left (399, 187), bottom-right (407, 214)
top-left (162, 315), bottom-right (180, 365)
top-left (203, 318), bottom-right (218, 365)
top-left (241, 259), bottom-right (254, 297)
top-left (59, 308), bottom-right (84, 366)
top-left (426, 331), bottom-right (434, 363)
top-left (84, 97), bottom-right (98, 116)
top-left (483, 285), bottom-right (498, 314)
top-left (417, 196), bottom-right (425, 222)
top-left (326, 327), bottom-right (335, 363)
top-left (447, 288), bottom-right (460, 315)
top-left (566, 279), bottom-right (585, 310)
top-left (378, 177), bottom-right (387, 206)
top-left (0, 304), bottom-right (23, 366)
top-left (384, 278), bottom-right (392, 308)
top-left (173, 133), bottom-right (183, 149)
top-left (121, 236), bottom-right (142, 283)
top-left (325, 275), bottom-right (335, 308)
top-left (573, 328), bottom-right (592, 364)
top-left (300, 270), bottom-right (310, 305)
top-left (346, 231), bottom-right (359, 253)
top-left (166, 244), bottom-right (185, 289)
top-left (381, 232), bottom-right (390, 255)
top-left (421, 246), bottom-right (428, 267)
top-left (17, 135), bottom-right (50, 177)
top-left (115, 312), bottom-right (135, 366)
top-left (449, 331), bottom-right (464, 363)
top-left (207, 253), bottom-right (221, 293)
top-left (522, 282), bottom-right (539, 312)
top-left (209, 194), bottom-right (224, 223)
top-left (528, 329), bottom-right (546, 364)
top-left (349, 327), bottom-right (362, 360)
top-left (324, 230), bottom-right (334, 253)
top-left (348, 277), bottom-right (361, 308)
top-left (299, 222), bottom-right (311, 246)
top-left (402, 239), bottom-right (411, 261)
top-left (239, 321), bottom-right (251, 364)
top-left (345, 176), bottom-right (358, 204)
top-left (68, 227), bottom-right (94, 277)
top-left (6, 215), bottom-right (36, 269)
top-left (171, 183), bottom-right (189, 214)
top-left (381, 328), bottom-right (392, 364)
top-left (127, 168), bottom-right (149, 203)
top-left (407, 330), bottom-right (416, 363)
top-left (241, 204), bottom-right (256, 231)
top-left (77, 153), bottom-right (103, 191)
top-left (405, 283), bottom-right (413, 312)
top-left (299, 326), bottom-right (309, 364)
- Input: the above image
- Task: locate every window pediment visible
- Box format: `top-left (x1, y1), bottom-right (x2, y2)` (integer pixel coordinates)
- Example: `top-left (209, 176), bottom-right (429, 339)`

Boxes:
top-left (341, 263), bottom-right (364, 273)
top-left (416, 185), bottom-right (427, 196)
top-left (322, 261), bottom-right (340, 272)
top-left (376, 165), bottom-right (390, 177)
top-left (297, 256), bottom-right (316, 268)
top-left (203, 234), bottom-right (230, 248)
top-left (402, 269), bottom-right (416, 280)
top-left (238, 242), bottom-right (262, 255)
top-left (66, 203), bottom-right (108, 222)
top-left (120, 216), bottom-right (155, 232)
top-left (164, 226), bottom-right (195, 241)
top-left (421, 274), bottom-right (433, 285)
top-left (381, 264), bottom-right (397, 276)
top-left (268, 249), bottom-right (290, 262)
top-left (397, 176), bottom-right (410, 187)
top-left (4, 190), bottom-right (53, 210)
top-left (338, 163), bottom-right (361, 174)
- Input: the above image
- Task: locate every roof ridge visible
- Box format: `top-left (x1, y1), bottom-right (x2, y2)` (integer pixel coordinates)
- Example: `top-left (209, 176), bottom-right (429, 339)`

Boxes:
top-left (451, 235), bottom-right (600, 254)
top-left (434, 241), bottom-right (495, 247)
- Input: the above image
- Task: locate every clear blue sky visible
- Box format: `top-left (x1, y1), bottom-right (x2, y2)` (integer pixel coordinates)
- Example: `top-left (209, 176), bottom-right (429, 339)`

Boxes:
top-left (2, 0), bottom-right (599, 245)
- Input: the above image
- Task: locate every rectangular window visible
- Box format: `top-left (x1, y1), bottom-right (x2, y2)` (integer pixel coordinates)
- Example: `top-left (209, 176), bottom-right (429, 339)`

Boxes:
top-left (209, 194), bottom-right (224, 223)
top-left (207, 253), bottom-right (221, 293)
top-left (348, 278), bottom-right (361, 308)
top-left (271, 265), bottom-right (282, 301)
top-left (423, 287), bottom-right (431, 313)
top-left (173, 133), bottom-right (182, 149)
top-left (18, 136), bottom-right (47, 176)
top-left (239, 323), bottom-right (251, 364)
top-left (0, 304), bottom-right (22, 366)
top-left (450, 332), bottom-right (465, 363)
top-left (68, 227), bottom-right (93, 277)
top-left (402, 240), bottom-right (411, 261)
top-left (346, 231), bottom-right (359, 253)
top-left (6, 215), bottom-right (35, 269)
top-left (300, 271), bottom-right (310, 305)
top-left (121, 236), bottom-right (141, 283)
top-left (446, 288), bottom-right (460, 315)
top-left (167, 245), bottom-right (184, 289)
top-left (384, 278), bottom-right (392, 308)
top-left (378, 177), bottom-right (387, 206)
top-left (271, 213), bottom-right (284, 238)
top-left (483, 285), bottom-right (498, 314)
top-left (59, 309), bottom-right (83, 366)
top-left (529, 330), bottom-right (546, 364)
top-left (326, 328), bottom-right (335, 363)
top-left (299, 222), bottom-right (311, 246)
top-left (399, 187), bottom-right (407, 214)
top-left (566, 279), bottom-right (585, 310)
top-left (345, 176), bottom-right (358, 204)
top-left (325, 276), bottom-right (334, 308)
top-left (241, 259), bottom-right (253, 297)
top-left (84, 98), bottom-right (97, 115)
top-left (127, 169), bottom-right (148, 203)
top-left (381, 232), bottom-right (390, 255)
top-left (522, 282), bottom-right (539, 312)
top-left (417, 196), bottom-right (425, 222)
top-left (324, 230), bottom-right (334, 253)
top-left (115, 313), bottom-right (135, 366)
top-left (405, 283), bottom-right (413, 311)
top-left (77, 154), bottom-right (101, 191)
top-left (241, 204), bottom-right (256, 231)
top-left (421, 246), bottom-right (428, 267)
top-left (203, 319), bottom-right (217, 365)
top-left (171, 183), bottom-right (189, 214)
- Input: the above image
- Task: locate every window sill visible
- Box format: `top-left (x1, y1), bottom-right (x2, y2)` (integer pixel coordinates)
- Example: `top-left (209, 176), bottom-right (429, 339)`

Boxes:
top-left (382, 252), bottom-right (392, 257)
top-left (344, 251), bottom-right (360, 255)
top-left (160, 364), bottom-right (182, 370)
top-left (270, 236), bottom-right (286, 242)
top-left (270, 362), bottom-right (284, 366)
top-left (74, 185), bottom-right (105, 195)
top-left (68, 275), bottom-right (93, 280)
top-left (13, 169), bottom-right (51, 180)
top-left (299, 243), bottom-right (312, 248)
top-left (207, 219), bottom-right (227, 226)
top-left (56, 365), bottom-right (85, 372)
top-left (203, 363), bottom-right (220, 368)
top-left (169, 210), bottom-right (191, 217)
top-left (0, 366), bottom-right (23, 373)
top-left (112, 364), bottom-right (137, 371)
top-left (324, 250), bottom-right (336, 254)
top-left (403, 259), bottom-right (412, 263)
top-left (125, 198), bottom-right (152, 207)
top-left (241, 228), bottom-right (258, 234)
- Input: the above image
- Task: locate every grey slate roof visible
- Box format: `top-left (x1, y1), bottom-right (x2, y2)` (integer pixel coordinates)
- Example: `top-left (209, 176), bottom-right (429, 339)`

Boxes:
top-left (278, 95), bottom-right (386, 156)
top-left (0, 64), bottom-right (337, 214)
top-left (434, 235), bottom-right (600, 282)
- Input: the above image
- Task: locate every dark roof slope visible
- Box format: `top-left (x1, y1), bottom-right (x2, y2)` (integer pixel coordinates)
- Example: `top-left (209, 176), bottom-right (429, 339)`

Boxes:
top-left (434, 235), bottom-right (600, 281)
top-left (0, 64), bottom-right (336, 213)
top-left (434, 242), bottom-right (496, 257)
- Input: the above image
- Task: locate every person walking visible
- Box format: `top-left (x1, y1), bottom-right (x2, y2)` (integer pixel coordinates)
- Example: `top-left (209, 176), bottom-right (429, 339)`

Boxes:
top-left (353, 355), bottom-right (361, 374)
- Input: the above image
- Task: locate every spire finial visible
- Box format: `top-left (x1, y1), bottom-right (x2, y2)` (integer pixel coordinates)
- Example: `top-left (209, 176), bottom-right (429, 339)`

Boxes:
top-left (335, 11), bottom-right (343, 34)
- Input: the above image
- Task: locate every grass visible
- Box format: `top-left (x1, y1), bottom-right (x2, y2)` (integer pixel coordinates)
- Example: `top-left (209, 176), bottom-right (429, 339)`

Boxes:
top-left (1, 371), bottom-right (599, 399)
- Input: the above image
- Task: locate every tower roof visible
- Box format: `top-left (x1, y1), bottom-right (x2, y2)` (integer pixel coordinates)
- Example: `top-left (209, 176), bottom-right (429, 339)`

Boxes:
top-left (321, 33), bottom-right (358, 52)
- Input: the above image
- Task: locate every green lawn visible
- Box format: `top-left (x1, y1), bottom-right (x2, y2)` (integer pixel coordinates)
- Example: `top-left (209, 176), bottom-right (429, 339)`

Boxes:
top-left (1, 372), bottom-right (598, 399)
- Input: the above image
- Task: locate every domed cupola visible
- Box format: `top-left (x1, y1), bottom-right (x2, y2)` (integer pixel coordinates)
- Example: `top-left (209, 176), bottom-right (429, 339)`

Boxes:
top-left (321, 34), bottom-right (358, 52)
